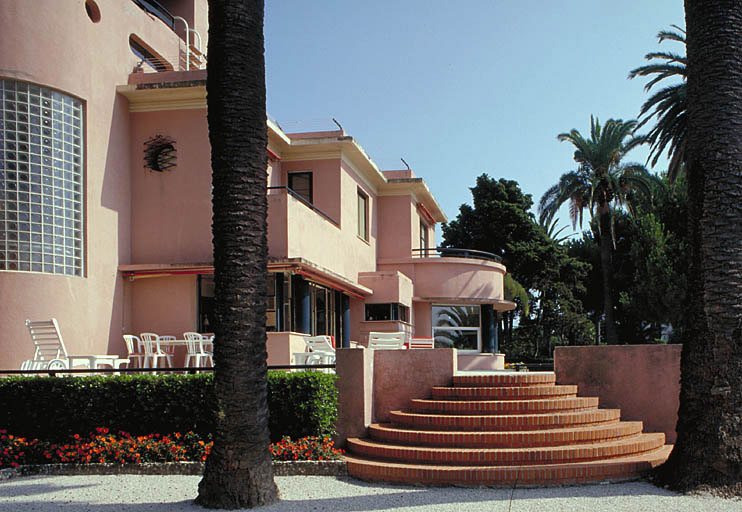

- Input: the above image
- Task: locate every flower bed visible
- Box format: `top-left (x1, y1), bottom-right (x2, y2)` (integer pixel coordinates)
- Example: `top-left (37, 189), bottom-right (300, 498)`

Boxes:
top-left (0, 428), bottom-right (343, 469)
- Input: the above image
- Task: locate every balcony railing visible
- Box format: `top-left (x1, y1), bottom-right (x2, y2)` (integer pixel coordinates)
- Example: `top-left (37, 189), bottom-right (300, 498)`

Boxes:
top-left (267, 186), bottom-right (339, 226)
top-left (412, 247), bottom-right (502, 263)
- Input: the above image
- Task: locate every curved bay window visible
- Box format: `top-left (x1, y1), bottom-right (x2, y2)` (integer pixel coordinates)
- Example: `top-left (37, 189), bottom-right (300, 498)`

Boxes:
top-left (432, 304), bottom-right (481, 352)
top-left (0, 80), bottom-right (84, 276)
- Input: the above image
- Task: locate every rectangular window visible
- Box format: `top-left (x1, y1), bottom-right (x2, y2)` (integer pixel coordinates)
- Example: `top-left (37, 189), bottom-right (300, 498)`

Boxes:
top-left (364, 303), bottom-right (409, 322)
top-left (420, 220), bottom-right (429, 256)
top-left (288, 171), bottom-right (312, 204)
top-left (0, 79), bottom-right (84, 276)
top-left (266, 272), bottom-right (291, 332)
top-left (432, 304), bottom-right (481, 352)
top-left (357, 190), bottom-right (368, 241)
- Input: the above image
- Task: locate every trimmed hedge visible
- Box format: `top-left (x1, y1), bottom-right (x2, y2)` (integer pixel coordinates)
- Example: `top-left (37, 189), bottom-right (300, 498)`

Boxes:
top-left (0, 371), bottom-right (337, 442)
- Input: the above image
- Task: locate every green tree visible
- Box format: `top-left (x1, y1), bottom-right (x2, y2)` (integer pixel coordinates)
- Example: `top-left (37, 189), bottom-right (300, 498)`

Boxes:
top-left (442, 174), bottom-right (590, 354)
top-left (196, 0), bottom-right (279, 508)
top-left (538, 117), bottom-right (651, 345)
top-left (629, 25), bottom-right (686, 183)
top-left (659, 0), bottom-right (742, 492)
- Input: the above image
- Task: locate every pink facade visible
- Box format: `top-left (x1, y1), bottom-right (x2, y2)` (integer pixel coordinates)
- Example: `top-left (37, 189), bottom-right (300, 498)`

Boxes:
top-left (0, 0), bottom-right (513, 370)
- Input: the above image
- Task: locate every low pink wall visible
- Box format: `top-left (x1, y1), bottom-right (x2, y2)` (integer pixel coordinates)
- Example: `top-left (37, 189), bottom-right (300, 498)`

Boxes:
top-left (554, 345), bottom-right (681, 443)
top-left (335, 348), bottom-right (456, 445)
top-left (458, 353), bottom-right (505, 371)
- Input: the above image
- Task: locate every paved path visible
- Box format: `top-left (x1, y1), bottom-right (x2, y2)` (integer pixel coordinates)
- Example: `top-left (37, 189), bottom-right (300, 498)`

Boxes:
top-left (1, 475), bottom-right (740, 511)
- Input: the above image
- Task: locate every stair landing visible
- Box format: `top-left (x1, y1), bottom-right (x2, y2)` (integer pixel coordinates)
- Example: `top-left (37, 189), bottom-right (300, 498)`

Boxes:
top-left (345, 371), bottom-right (672, 486)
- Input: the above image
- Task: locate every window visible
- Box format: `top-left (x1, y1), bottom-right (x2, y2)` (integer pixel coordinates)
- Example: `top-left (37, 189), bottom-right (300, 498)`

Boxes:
top-left (432, 304), bottom-right (481, 351)
top-left (420, 220), bottom-right (429, 256)
top-left (266, 272), bottom-right (291, 332)
top-left (357, 190), bottom-right (368, 241)
top-left (198, 274), bottom-right (216, 332)
top-left (0, 80), bottom-right (84, 276)
top-left (364, 303), bottom-right (409, 322)
top-left (288, 171), bottom-right (312, 204)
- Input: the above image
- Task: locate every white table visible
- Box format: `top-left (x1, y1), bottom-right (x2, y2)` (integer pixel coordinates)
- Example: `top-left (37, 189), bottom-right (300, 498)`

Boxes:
top-left (67, 354), bottom-right (128, 370)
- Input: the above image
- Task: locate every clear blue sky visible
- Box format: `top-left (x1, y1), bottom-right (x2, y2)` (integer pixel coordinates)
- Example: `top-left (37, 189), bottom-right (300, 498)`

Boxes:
top-left (265, 1), bottom-right (685, 239)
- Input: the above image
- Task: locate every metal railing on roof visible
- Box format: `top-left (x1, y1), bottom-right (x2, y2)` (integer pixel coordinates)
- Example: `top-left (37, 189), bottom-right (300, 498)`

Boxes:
top-left (412, 247), bottom-right (503, 263)
top-left (132, 0), bottom-right (174, 28)
top-left (267, 186), bottom-right (339, 226)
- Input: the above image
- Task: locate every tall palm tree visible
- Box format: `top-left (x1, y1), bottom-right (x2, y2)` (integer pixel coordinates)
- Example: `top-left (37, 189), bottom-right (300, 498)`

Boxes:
top-left (629, 25), bottom-right (686, 184)
top-left (196, 0), bottom-right (279, 508)
top-left (659, 1), bottom-right (742, 492)
top-left (538, 117), bottom-right (651, 345)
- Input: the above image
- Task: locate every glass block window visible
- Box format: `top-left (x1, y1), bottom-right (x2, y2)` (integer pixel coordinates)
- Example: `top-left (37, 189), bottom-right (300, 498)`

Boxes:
top-left (0, 80), bottom-right (84, 276)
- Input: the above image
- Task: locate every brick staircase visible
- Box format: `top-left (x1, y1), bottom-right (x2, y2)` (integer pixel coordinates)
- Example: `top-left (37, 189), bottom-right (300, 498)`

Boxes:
top-left (345, 372), bottom-right (672, 486)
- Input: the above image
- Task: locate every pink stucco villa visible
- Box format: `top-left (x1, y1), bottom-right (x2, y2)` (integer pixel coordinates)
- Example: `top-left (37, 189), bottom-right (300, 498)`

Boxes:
top-left (0, 0), bottom-right (514, 370)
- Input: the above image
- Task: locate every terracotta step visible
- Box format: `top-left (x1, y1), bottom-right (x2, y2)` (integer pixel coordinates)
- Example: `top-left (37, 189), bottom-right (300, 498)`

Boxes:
top-left (409, 396), bottom-right (599, 415)
top-left (368, 421), bottom-right (644, 448)
top-left (388, 408), bottom-right (622, 431)
top-left (431, 384), bottom-right (578, 400)
top-left (453, 372), bottom-right (556, 388)
top-left (345, 444), bottom-right (673, 486)
top-left (346, 432), bottom-right (665, 466)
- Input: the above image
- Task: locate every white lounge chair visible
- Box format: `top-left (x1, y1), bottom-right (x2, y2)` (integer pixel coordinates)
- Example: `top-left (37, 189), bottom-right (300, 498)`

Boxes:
top-left (368, 331), bottom-right (407, 349)
top-left (22, 319), bottom-right (70, 371)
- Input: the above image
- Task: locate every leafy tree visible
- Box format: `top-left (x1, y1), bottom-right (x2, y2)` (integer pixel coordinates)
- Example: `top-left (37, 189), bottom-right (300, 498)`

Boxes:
top-left (196, 0), bottom-right (279, 508)
top-left (538, 117), bottom-right (651, 344)
top-left (629, 25), bottom-right (687, 183)
top-left (443, 174), bottom-right (590, 354)
top-left (659, 0), bottom-right (742, 493)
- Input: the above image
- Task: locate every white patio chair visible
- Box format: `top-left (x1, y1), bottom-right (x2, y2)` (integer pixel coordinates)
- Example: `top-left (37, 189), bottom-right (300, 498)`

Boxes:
top-left (22, 318), bottom-right (70, 370)
top-left (140, 333), bottom-right (173, 373)
top-left (368, 331), bottom-right (407, 349)
top-left (123, 335), bottom-right (146, 368)
top-left (183, 332), bottom-right (213, 369)
top-left (409, 337), bottom-right (435, 349)
top-left (293, 335), bottom-right (335, 370)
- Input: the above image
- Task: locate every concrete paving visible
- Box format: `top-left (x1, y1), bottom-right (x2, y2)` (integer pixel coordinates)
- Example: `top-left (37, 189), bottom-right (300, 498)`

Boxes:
top-left (1, 475), bottom-right (741, 511)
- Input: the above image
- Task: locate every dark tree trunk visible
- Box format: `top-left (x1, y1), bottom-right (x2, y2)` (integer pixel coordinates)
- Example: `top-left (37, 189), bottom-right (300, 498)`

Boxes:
top-left (659, 0), bottom-right (742, 492)
top-left (598, 212), bottom-right (618, 344)
top-left (196, 0), bottom-right (279, 508)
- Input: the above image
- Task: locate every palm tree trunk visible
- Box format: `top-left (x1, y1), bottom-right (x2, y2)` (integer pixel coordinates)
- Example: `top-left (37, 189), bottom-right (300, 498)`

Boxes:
top-left (659, 0), bottom-right (742, 490)
top-left (196, 0), bottom-right (279, 508)
top-left (598, 212), bottom-right (618, 344)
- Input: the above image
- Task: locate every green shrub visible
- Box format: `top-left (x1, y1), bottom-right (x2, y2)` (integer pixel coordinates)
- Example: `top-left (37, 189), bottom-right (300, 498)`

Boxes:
top-left (0, 371), bottom-right (336, 442)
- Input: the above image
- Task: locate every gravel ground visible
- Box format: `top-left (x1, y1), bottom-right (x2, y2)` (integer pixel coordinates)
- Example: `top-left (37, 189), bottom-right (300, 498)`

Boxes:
top-left (1, 475), bottom-right (741, 511)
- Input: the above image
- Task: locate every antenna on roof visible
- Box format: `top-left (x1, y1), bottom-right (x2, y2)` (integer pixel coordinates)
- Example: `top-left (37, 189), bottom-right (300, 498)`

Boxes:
top-left (332, 118), bottom-right (343, 131)
top-left (401, 158), bottom-right (411, 171)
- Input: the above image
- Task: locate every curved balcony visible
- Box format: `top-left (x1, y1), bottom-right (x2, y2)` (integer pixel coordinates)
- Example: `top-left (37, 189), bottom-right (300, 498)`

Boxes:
top-left (378, 248), bottom-right (508, 306)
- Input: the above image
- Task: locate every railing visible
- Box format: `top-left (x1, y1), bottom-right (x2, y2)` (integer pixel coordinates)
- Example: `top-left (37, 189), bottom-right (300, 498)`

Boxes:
top-left (0, 364), bottom-right (335, 377)
top-left (412, 247), bottom-right (503, 263)
top-left (267, 186), bottom-right (339, 226)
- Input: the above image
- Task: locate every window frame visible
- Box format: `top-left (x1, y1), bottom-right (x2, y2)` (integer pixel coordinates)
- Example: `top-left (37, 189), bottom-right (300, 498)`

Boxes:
top-left (288, 171), bottom-right (313, 204)
top-left (431, 304), bottom-right (482, 353)
top-left (357, 189), bottom-right (368, 241)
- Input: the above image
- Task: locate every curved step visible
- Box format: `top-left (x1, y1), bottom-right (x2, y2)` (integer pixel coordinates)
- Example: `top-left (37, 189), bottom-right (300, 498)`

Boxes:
top-left (368, 421), bottom-right (644, 448)
top-left (346, 433), bottom-right (665, 466)
top-left (389, 408), bottom-right (621, 431)
top-left (409, 396), bottom-right (599, 415)
top-left (345, 444), bottom-right (673, 486)
top-left (453, 372), bottom-right (556, 388)
top-left (431, 384), bottom-right (578, 400)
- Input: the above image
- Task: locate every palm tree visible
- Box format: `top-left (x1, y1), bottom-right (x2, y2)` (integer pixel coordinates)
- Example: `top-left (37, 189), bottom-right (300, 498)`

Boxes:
top-left (538, 117), bottom-right (651, 345)
top-left (629, 25), bottom-right (686, 184)
top-left (658, 1), bottom-right (742, 492)
top-left (196, 0), bottom-right (279, 508)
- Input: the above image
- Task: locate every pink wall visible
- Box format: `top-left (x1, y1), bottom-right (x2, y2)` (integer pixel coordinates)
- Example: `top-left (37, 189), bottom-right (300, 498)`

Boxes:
top-left (376, 196), bottom-right (412, 260)
top-left (0, 0), bottom-right (204, 368)
top-left (266, 332), bottom-right (307, 366)
top-left (554, 345), bottom-right (681, 443)
top-left (129, 108), bottom-right (212, 263)
top-left (281, 159), bottom-right (341, 224)
top-left (336, 347), bottom-right (457, 445)
top-left (129, 275), bottom-right (198, 337)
